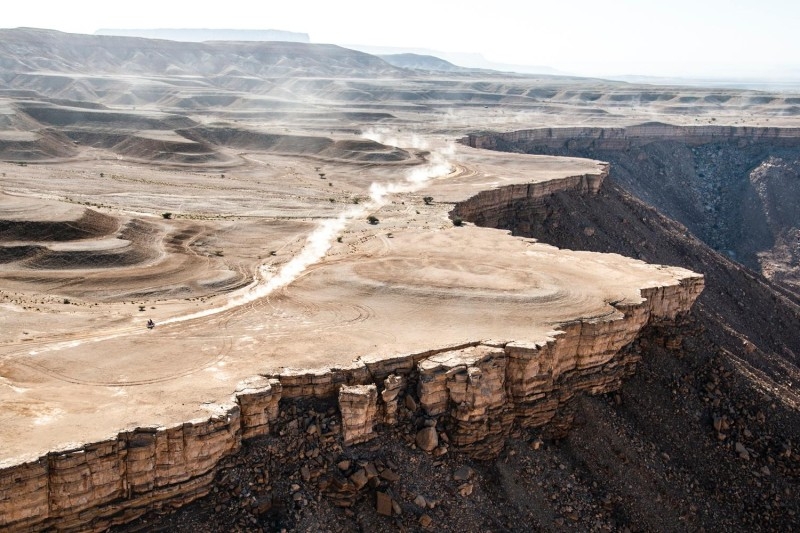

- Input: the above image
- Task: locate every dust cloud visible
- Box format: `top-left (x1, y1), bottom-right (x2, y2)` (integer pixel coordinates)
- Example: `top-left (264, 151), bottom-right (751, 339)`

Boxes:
top-left (163, 133), bottom-right (454, 326)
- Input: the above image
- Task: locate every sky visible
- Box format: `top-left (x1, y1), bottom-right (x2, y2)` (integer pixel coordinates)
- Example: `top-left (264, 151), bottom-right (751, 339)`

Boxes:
top-left (3, 0), bottom-right (800, 79)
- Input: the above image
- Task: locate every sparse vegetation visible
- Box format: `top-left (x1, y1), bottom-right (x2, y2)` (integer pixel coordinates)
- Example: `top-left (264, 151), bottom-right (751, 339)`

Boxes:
top-left (162, 212), bottom-right (172, 219)
top-left (453, 217), bottom-right (464, 227)
top-left (423, 196), bottom-right (433, 205)
top-left (214, 250), bottom-right (224, 257)
top-left (336, 236), bottom-right (343, 243)
top-left (367, 215), bottom-right (379, 225)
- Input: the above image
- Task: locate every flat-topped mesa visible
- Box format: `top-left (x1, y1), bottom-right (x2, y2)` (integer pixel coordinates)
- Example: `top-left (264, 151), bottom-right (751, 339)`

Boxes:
top-left (0, 149), bottom-right (703, 531)
top-left (464, 123), bottom-right (800, 151)
top-left (0, 270), bottom-right (704, 532)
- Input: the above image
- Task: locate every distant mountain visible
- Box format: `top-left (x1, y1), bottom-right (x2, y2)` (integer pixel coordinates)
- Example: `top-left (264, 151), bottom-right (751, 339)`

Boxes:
top-left (0, 28), bottom-right (398, 78)
top-left (378, 53), bottom-right (465, 72)
top-left (347, 44), bottom-right (562, 76)
top-left (95, 28), bottom-right (310, 43)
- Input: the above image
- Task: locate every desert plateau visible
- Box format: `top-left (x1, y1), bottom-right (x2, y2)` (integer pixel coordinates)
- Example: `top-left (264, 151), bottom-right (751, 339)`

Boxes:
top-left (0, 27), bottom-right (799, 532)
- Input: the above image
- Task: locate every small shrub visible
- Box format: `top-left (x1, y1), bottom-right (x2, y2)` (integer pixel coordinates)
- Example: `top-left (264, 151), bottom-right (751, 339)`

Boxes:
top-left (162, 212), bottom-right (172, 219)
top-left (336, 236), bottom-right (343, 243)
top-left (214, 250), bottom-right (224, 257)
top-left (423, 196), bottom-right (433, 205)
top-left (367, 215), bottom-right (379, 225)
top-left (453, 217), bottom-right (464, 227)
top-left (63, 299), bottom-right (70, 304)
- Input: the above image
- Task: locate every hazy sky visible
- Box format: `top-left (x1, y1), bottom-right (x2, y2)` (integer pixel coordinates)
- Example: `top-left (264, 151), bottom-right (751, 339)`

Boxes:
top-left (4, 0), bottom-right (799, 79)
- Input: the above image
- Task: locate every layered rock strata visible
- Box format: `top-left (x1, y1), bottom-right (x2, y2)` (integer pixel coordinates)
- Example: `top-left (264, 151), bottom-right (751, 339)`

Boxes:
top-left (464, 124), bottom-right (800, 151)
top-left (0, 169), bottom-right (703, 532)
top-left (451, 166), bottom-right (607, 228)
top-left (339, 385), bottom-right (379, 445)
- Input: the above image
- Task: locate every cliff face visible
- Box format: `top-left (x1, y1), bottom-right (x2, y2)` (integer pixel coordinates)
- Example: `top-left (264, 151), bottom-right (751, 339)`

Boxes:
top-left (450, 167), bottom-right (607, 228)
top-left (0, 173), bottom-right (703, 532)
top-left (465, 124), bottom-right (800, 151)
top-left (442, 155), bottom-right (800, 532)
top-left (1, 412), bottom-right (242, 532)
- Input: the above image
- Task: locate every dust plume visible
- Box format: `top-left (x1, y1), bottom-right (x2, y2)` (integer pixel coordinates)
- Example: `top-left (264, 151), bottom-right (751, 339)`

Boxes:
top-left (162, 135), bottom-right (454, 326)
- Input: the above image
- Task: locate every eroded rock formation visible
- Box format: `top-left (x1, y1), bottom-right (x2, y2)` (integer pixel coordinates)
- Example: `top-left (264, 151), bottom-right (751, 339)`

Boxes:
top-left (0, 168), bottom-right (703, 532)
top-left (339, 385), bottom-right (379, 446)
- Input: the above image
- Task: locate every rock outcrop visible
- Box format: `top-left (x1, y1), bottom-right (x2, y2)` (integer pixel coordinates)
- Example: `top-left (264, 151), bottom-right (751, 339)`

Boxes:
top-left (339, 385), bottom-right (379, 445)
top-left (1, 412), bottom-right (241, 532)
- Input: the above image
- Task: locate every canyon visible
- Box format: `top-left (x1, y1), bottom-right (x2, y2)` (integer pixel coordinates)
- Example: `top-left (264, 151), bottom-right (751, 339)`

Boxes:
top-left (466, 125), bottom-right (800, 292)
top-left (0, 29), bottom-right (798, 532)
